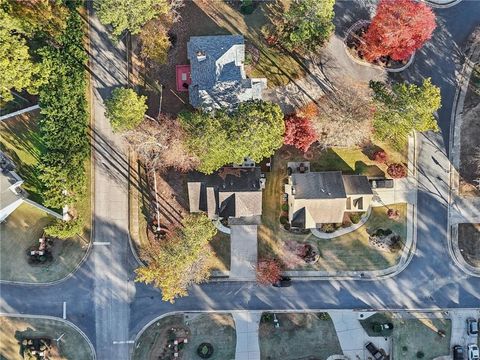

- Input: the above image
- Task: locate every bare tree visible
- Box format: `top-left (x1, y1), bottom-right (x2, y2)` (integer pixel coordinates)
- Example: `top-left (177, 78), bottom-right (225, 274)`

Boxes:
top-left (123, 115), bottom-right (199, 173)
top-left (301, 77), bottom-right (374, 148)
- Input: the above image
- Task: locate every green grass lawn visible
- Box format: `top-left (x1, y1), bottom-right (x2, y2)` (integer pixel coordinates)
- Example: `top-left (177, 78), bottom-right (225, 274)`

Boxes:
top-left (0, 111), bottom-right (45, 204)
top-left (391, 313), bottom-right (451, 360)
top-left (0, 316), bottom-right (93, 360)
top-left (132, 313), bottom-right (236, 360)
top-left (259, 145), bottom-right (407, 272)
top-left (259, 312), bottom-right (342, 360)
top-left (0, 203), bottom-right (89, 283)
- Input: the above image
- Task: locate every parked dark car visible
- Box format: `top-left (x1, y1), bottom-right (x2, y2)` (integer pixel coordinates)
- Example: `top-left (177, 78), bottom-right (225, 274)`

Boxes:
top-left (454, 345), bottom-right (465, 360)
top-left (467, 318), bottom-right (478, 335)
top-left (272, 276), bottom-right (292, 288)
top-left (365, 342), bottom-right (385, 360)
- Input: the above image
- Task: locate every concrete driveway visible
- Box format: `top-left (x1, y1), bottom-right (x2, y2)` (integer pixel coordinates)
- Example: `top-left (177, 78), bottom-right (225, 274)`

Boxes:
top-left (230, 225), bottom-right (258, 281)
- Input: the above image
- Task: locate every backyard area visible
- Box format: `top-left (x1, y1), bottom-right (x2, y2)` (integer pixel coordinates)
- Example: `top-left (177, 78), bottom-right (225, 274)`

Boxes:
top-left (0, 316), bottom-right (93, 360)
top-left (259, 312), bottom-right (342, 360)
top-left (459, 62), bottom-right (480, 197)
top-left (258, 145), bottom-right (408, 272)
top-left (131, 0), bottom-right (305, 116)
top-left (458, 223), bottom-right (480, 268)
top-left (0, 203), bottom-right (89, 283)
top-left (132, 313), bottom-right (236, 360)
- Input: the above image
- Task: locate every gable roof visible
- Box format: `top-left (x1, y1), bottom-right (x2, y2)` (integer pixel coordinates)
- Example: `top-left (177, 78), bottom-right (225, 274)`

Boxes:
top-left (187, 35), bottom-right (267, 111)
top-left (187, 167), bottom-right (263, 220)
top-left (342, 175), bottom-right (374, 195)
top-left (291, 172), bottom-right (347, 199)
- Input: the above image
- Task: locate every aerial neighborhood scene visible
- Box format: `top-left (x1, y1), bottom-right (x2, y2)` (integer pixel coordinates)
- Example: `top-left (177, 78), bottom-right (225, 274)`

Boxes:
top-left (1, 0), bottom-right (480, 359)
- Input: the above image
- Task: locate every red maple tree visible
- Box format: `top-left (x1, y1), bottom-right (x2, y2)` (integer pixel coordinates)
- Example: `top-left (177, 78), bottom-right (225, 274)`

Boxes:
top-left (387, 163), bottom-right (407, 179)
top-left (360, 0), bottom-right (436, 62)
top-left (257, 259), bottom-right (282, 285)
top-left (284, 115), bottom-right (317, 153)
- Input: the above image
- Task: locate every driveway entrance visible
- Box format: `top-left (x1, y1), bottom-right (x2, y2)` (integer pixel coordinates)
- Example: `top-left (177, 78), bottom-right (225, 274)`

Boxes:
top-left (230, 225), bottom-right (258, 281)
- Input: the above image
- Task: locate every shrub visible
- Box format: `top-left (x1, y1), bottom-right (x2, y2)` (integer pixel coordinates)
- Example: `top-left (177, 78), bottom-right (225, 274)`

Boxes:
top-left (416, 351), bottom-right (425, 359)
top-left (387, 209), bottom-right (400, 220)
top-left (387, 163), bottom-right (407, 178)
top-left (319, 223), bottom-right (340, 233)
top-left (279, 216), bottom-right (289, 225)
top-left (373, 150), bottom-right (388, 164)
top-left (281, 203), bottom-right (289, 211)
top-left (349, 212), bottom-right (363, 224)
top-left (44, 217), bottom-right (84, 239)
top-left (318, 312), bottom-right (330, 321)
top-left (261, 313), bottom-right (273, 322)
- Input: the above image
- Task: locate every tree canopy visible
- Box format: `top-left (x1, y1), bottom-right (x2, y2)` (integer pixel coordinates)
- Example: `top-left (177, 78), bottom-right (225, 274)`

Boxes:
top-left (370, 78), bottom-right (441, 150)
top-left (179, 100), bottom-right (285, 174)
top-left (37, 7), bottom-right (89, 231)
top-left (135, 214), bottom-right (217, 303)
top-left (284, 114), bottom-right (317, 152)
top-left (360, 0), bottom-right (436, 62)
top-left (280, 0), bottom-right (335, 54)
top-left (94, 0), bottom-right (170, 36)
top-left (0, 2), bottom-right (49, 105)
top-left (105, 87), bottom-right (147, 132)
top-left (139, 17), bottom-right (171, 64)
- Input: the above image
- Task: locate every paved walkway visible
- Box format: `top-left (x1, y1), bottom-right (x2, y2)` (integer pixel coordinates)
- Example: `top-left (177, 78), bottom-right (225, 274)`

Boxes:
top-left (230, 225), bottom-right (258, 281)
top-left (232, 312), bottom-right (261, 360)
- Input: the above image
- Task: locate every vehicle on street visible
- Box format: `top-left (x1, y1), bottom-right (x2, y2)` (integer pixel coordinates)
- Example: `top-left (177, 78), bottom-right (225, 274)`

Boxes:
top-left (454, 345), bottom-right (464, 360)
top-left (467, 318), bottom-right (479, 335)
top-left (272, 276), bottom-right (292, 287)
top-left (365, 342), bottom-right (385, 360)
top-left (468, 344), bottom-right (480, 360)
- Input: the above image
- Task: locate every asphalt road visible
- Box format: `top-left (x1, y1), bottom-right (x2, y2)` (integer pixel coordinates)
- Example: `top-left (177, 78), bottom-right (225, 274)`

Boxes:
top-left (0, 2), bottom-right (479, 359)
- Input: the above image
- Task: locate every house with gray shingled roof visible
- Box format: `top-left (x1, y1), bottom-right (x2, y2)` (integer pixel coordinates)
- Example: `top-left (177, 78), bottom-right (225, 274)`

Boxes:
top-left (187, 167), bottom-right (264, 225)
top-left (285, 170), bottom-right (373, 229)
top-left (187, 35), bottom-right (267, 111)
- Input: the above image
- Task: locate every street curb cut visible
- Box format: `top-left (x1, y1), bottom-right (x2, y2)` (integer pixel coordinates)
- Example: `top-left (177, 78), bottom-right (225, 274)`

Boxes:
top-left (0, 313), bottom-right (96, 360)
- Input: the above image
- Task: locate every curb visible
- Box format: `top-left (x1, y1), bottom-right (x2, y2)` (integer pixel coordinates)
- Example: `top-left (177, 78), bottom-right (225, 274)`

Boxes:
top-left (447, 29), bottom-right (480, 277)
top-left (0, 313), bottom-right (96, 360)
top-left (423, 0), bottom-right (463, 8)
top-left (343, 20), bottom-right (415, 73)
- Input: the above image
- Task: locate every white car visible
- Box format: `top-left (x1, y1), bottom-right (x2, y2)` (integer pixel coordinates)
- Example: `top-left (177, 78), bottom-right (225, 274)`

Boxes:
top-left (468, 344), bottom-right (480, 360)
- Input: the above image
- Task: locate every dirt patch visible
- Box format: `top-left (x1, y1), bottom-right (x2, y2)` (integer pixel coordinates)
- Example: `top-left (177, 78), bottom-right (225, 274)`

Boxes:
top-left (458, 223), bottom-right (480, 268)
top-left (459, 63), bottom-right (480, 196)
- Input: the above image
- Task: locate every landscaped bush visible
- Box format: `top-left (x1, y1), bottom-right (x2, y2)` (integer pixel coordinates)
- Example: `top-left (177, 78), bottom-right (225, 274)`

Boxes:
top-left (319, 223), bottom-right (341, 233)
top-left (387, 163), bottom-right (407, 178)
top-left (416, 351), bottom-right (425, 359)
top-left (197, 343), bottom-right (214, 359)
top-left (281, 203), bottom-right (289, 211)
top-left (387, 209), bottom-right (400, 220)
top-left (44, 217), bottom-right (84, 239)
top-left (279, 216), bottom-right (289, 225)
top-left (349, 212), bottom-right (363, 224)
top-left (240, 0), bottom-right (255, 15)
top-left (261, 313), bottom-right (273, 323)
top-left (318, 312), bottom-right (330, 321)
top-left (373, 150), bottom-right (388, 164)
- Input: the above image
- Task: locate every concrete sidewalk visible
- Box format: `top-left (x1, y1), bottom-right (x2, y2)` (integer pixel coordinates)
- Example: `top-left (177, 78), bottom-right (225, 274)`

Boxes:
top-left (232, 312), bottom-right (261, 360)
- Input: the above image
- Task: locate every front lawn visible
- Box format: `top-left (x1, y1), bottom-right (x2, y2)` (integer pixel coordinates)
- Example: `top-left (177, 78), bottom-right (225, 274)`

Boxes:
top-left (259, 312), bottom-right (342, 360)
top-left (259, 145), bottom-right (407, 272)
top-left (458, 223), bottom-right (480, 268)
top-left (391, 313), bottom-right (451, 360)
top-left (132, 313), bottom-right (236, 360)
top-left (0, 203), bottom-right (89, 283)
top-left (0, 316), bottom-right (93, 360)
